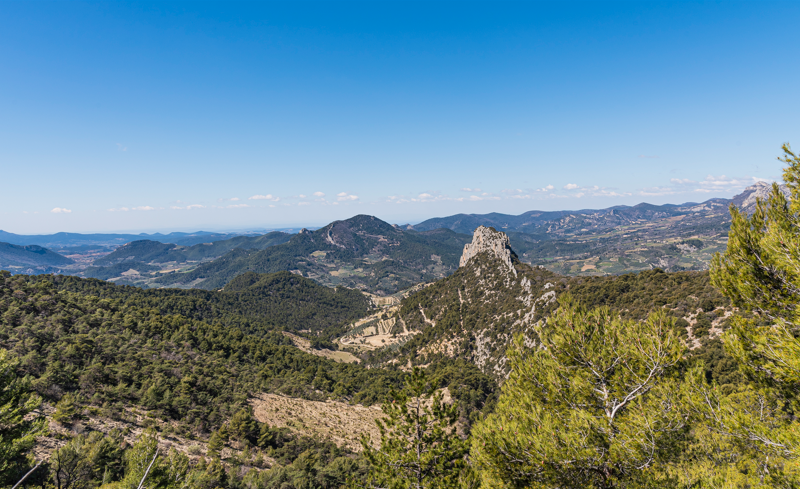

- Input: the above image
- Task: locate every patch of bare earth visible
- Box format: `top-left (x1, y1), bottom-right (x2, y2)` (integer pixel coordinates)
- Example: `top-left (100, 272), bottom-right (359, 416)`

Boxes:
top-left (282, 332), bottom-right (360, 363)
top-left (250, 393), bottom-right (383, 451)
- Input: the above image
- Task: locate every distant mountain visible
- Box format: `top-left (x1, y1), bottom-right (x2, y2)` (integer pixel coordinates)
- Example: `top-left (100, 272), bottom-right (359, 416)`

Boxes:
top-left (78, 232), bottom-right (294, 286)
top-left (93, 231), bottom-right (292, 266)
top-left (0, 242), bottom-right (75, 273)
top-left (404, 183), bottom-right (790, 277)
top-left (411, 200), bottom-right (728, 236)
top-left (412, 183), bottom-right (788, 237)
top-left (154, 215), bottom-right (472, 294)
top-left (0, 230), bottom-right (238, 249)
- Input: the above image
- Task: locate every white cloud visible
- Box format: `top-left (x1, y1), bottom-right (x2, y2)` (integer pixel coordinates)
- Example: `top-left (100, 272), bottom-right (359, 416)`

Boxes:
top-left (639, 174), bottom-right (770, 197)
top-left (298, 194), bottom-right (306, 199)
top-left (313, 191), bottom-right (325, 197)
top-left (337, 192), bottom-right (359, 201)
top-left (170, 204), bottom-right (205, 210)
top-left (298, 202), bottom-right (311, 206)
top-left (132, 206), bottom-right (155, 211)
top-left (564, 183), bottom-right (579, 190)
top-left (51, 207), bottom-right (72, 214)
top-left (461, 187), bottom-right (481, 192)
top-left (227, 204), bottom-right (250, 209)
top-left (249, 194), bottom-right (280, 201)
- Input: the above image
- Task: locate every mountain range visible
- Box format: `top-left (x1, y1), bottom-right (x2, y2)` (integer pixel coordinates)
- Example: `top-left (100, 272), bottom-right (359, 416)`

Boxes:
top-left (0, 182), bottom-right (788, 292)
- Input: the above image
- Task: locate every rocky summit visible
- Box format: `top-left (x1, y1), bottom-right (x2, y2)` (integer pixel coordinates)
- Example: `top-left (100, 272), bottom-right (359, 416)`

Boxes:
top-left (459, 225), bottom-right (517, 275)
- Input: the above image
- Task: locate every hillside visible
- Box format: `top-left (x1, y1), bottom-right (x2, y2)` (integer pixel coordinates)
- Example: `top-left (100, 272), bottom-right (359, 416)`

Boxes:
top-left (0, 241), bottom-right (76, 274)
top-left (154, 215), bottom-right (472, 294)
top-left (0, 270), bottom-right (498, 486)
top-left (349, 226), bottom-right (731, 378)
top-left (53, 271), bottom-right (372, 347)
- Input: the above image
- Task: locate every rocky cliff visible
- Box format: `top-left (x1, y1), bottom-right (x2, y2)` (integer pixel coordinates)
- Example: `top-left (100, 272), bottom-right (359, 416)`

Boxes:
top-left (459, 226), bottom-right (517, 275)
top-left (732, 181), bottom-right (791, 214)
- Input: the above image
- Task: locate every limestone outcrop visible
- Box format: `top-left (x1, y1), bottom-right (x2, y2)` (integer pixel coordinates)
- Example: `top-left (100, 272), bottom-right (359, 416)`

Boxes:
top-left (459, 226), bottom-right (516, 275)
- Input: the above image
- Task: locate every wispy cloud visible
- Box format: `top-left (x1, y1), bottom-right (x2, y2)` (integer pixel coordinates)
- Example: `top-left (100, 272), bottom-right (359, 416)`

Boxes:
top-left (116, 143), bottom-right (128, 152)
top-left (249, 194), bottom-right (280, 201)
top-left (170, 204), bottom-right (205, 210)
top-left (461, 187), bottom-right (482, 193)
top-left (337, 192), bottom-right (359, 201)
top-left (638, 175), bottom-right (770, 196)
top-left (226, 204), bottom-right (249, 209)
top-left (313, 191), bottom-right (325, 197)
top-left (564, 183), bottom-right (579, 190)
top-left (51, 207), bottom-right (71, 214)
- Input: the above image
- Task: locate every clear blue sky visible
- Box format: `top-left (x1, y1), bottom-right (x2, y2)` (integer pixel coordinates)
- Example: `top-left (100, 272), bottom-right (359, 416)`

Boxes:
top-left (2, 1), bottom-right (798, 234)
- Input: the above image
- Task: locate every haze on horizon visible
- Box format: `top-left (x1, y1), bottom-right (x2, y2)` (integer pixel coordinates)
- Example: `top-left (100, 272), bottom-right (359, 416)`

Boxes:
top-left (2, 1), bottom-right (799, 235)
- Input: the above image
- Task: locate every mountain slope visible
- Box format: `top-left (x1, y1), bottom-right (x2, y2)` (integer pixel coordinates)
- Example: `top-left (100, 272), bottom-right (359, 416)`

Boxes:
top-left (0, 242), bottom-right (75, 273)
top-left (358, 226), bottom-right (730, 378)
top-left (154, 215), bottom-right (472, 294)
top-left (54, 270), bottom-right (372, 344)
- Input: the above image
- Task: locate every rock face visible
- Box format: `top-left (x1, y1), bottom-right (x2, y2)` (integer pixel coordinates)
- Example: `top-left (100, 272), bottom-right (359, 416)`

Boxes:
top-left (733, 181), bottom-right (791, 214)
top-left (460, 226), bottom-right (516, 275)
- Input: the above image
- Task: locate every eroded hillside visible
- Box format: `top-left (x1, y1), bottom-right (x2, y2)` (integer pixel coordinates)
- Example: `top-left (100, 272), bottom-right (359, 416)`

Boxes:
top-left (354, 226), bottom-right (731, 378)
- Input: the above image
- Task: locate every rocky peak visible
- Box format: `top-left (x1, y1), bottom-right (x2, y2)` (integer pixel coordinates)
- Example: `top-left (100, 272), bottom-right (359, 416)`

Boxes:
top-left (732, 181), bottom-right (791, 214)
top-left (460, 226), bottom-right (517, 275)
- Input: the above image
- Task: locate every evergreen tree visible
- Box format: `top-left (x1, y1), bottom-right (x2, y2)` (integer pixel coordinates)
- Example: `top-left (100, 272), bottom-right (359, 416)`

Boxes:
top-left (0, 348), bottom-right (47, 486)
top-left (471, 299), bottom-right (686, 489)
top-left (710, 144), bottom-right (800, 398)
top-left (360, 367), bottom-right (468, 489)
top-left (53, 392), bottom-right (80, 425)
top-left (683, 143), bottom-right (800, 482)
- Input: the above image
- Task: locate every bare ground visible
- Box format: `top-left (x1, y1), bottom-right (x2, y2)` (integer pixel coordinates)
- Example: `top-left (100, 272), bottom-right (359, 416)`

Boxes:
top-left (250, 393), bottom-right (383, 451)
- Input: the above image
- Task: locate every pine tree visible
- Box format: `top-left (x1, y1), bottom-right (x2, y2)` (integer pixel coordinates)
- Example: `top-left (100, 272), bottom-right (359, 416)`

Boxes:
top-left (360, 367), bottom-right (468, 489)
top-left (470, 298), bottom-right (686, 489)
top-left (683, 144), bottom-right (800, 480)
top-left (53, 392), bottom-right (80, 425)
top-left (0, 348), bottom-right (47, 486)
top-left (710, 144), bottom-right (800, 399)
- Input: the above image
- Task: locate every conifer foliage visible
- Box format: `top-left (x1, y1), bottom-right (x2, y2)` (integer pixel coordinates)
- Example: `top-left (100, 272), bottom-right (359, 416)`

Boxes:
top-left (360, 368), bottom-right (468, 489)
top-left (470, 298), bottom-right (686, 489)
top-left (711, 145), bottom-right (800, 398)
top-left (0, 348), bottom-right (47, 486)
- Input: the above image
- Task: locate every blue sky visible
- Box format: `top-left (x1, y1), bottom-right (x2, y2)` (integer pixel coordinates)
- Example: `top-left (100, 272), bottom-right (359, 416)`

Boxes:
top-left (2, 1), bottom-right (799, 234)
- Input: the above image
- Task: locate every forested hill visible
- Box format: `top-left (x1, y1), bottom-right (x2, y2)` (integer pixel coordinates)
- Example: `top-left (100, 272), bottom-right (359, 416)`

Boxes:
top-left (53, 270), bottom-right (371, 344)
top-left (154, 215), bottom-right (472, 294)
top-left (0, 271), bottom-right (403, 429)
top-left (0, 241), bottom-right (75, 274)
top-left (0, 269), bottom-right (498, 453)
